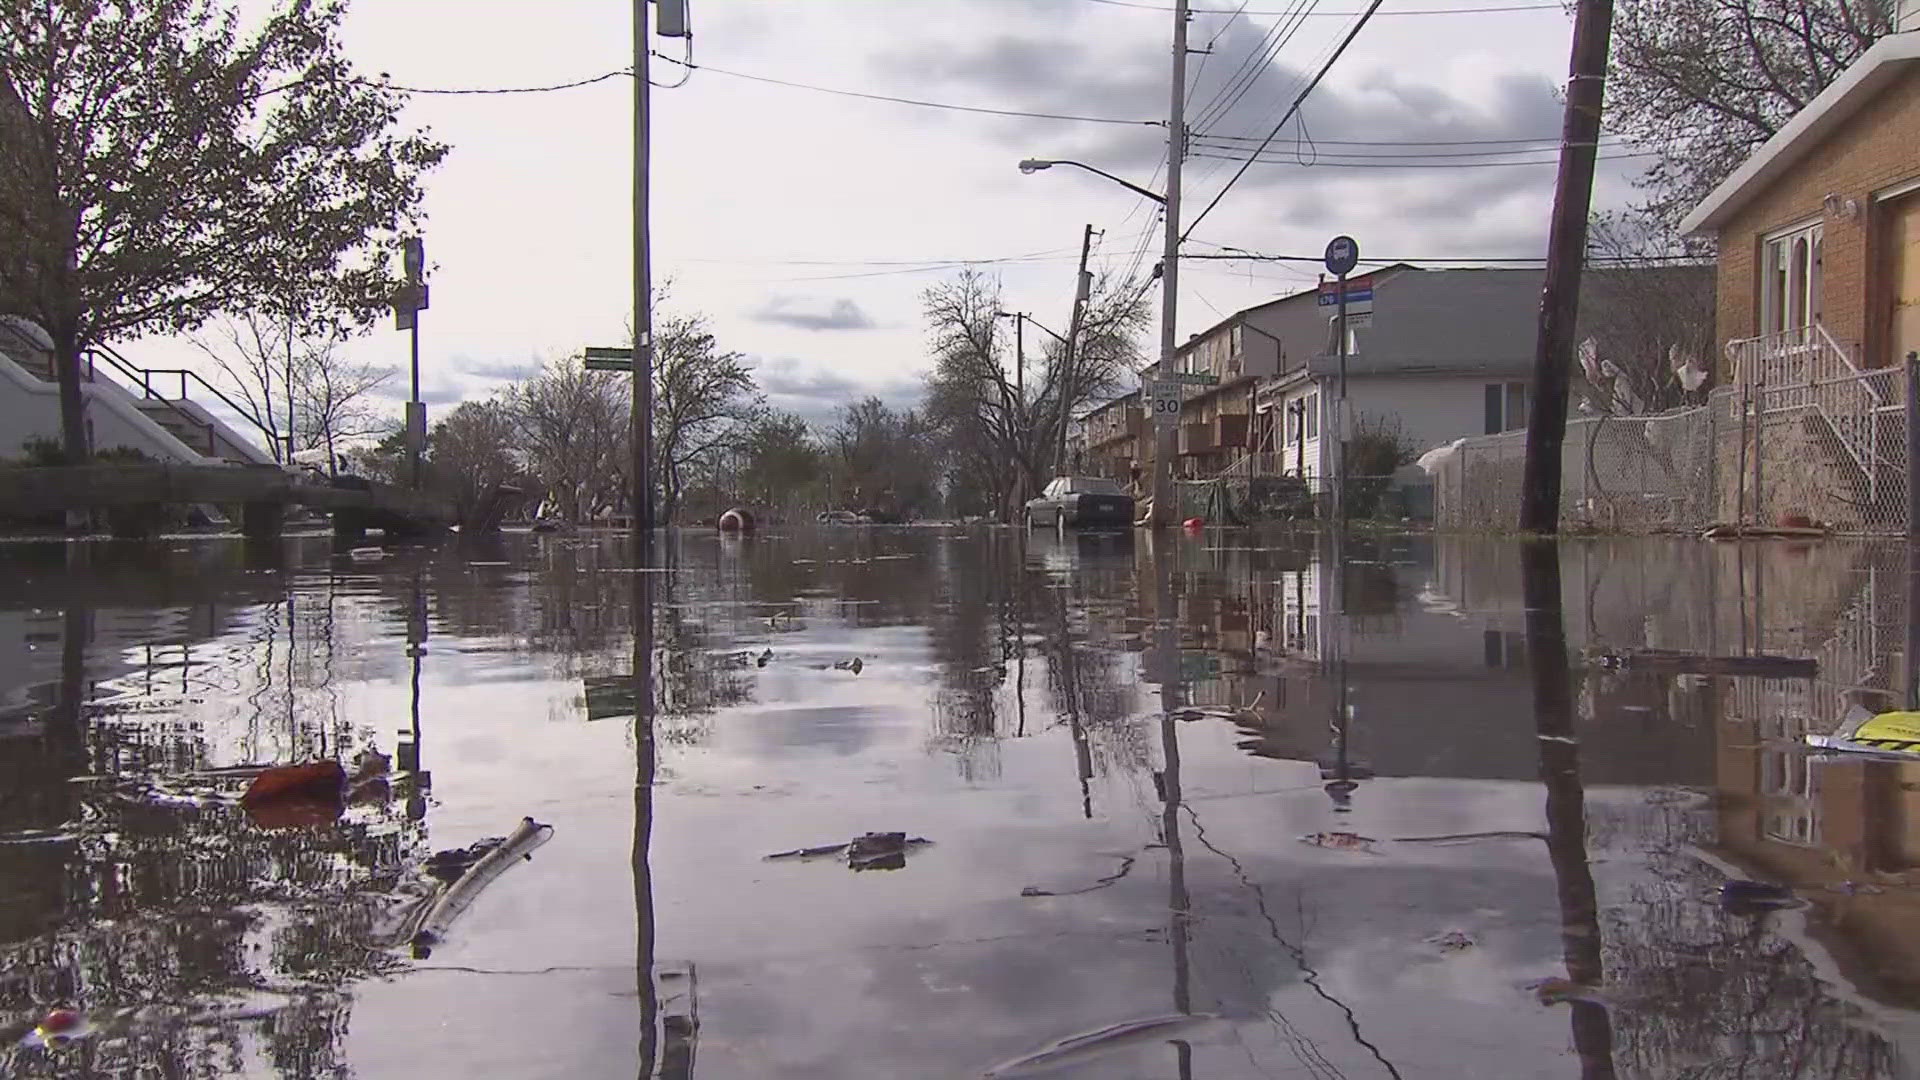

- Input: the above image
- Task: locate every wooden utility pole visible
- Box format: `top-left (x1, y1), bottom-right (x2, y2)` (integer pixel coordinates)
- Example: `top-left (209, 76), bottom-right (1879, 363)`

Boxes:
top-left (632, 0), bottom-right (655, 532)
top-left (1518, 0), bottom-right (1614, 534)
top-left (1151, 0), bottom-right (1189, 528)
top-left (1058, 223), bottom-right (1095, 474)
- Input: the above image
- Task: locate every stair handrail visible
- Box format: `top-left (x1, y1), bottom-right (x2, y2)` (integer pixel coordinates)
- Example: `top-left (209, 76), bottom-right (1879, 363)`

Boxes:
top-left (87, 343), bottom-right (280, 459)
top-left (83, 345), bottom-right (219, 456)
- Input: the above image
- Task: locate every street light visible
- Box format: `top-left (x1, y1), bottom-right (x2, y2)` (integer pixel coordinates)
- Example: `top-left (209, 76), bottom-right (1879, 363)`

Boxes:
top-left (1017, 159), bottom-right (1167, 206)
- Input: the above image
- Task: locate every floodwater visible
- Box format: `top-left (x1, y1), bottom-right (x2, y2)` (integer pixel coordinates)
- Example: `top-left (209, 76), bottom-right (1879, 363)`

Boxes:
top-left (3, 526), bottom-right (1920, 1078)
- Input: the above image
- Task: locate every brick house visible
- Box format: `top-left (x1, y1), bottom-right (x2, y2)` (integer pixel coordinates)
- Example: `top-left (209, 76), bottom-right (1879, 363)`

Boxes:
top-left (1681, 23), bottom-right (1920, 377)
top-left (1680, 17), bottom-right (1920, 526)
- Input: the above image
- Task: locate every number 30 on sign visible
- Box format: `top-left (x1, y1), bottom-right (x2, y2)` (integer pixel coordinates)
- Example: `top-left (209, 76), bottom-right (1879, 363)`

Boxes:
top-left (1148, 380), bottom-right (1182, 424)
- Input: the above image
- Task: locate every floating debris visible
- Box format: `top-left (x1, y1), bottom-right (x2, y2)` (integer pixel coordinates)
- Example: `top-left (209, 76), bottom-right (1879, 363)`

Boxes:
top-left (1720, 880), bottom-right (1800, 915)
top-left (1424, 929), bottom-right (1475, 953)
top-left (1021, 854), bottom-right (1138, 897)
top-left (757, 648), bottom-right (773, 668)
top-left (1299, 831), bottom-right (1379, 854)
top-left (1528, 977), bottom-right (1612, 1007)
top-left (832, 657), bottom-right (865, 674)
top-left (410, 817), bottom-right (553, 957)
top-left (984, 1013), bottom-right (1229, 1078)
top-left (764, 832), bottom-right (932, 871)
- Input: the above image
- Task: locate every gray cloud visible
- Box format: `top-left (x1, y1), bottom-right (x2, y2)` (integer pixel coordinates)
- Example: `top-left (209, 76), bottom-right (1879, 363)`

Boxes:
top-left (750, 296), bottom-right (880, 332)
top-left (452, 355), bottom-right (540, 382)
top-left (872, 19), bottom-right (1605, 253)
top-left (750, 355), bottom-right (922, 429)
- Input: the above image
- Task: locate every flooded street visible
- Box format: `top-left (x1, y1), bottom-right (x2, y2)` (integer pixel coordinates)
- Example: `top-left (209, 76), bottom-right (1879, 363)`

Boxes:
top-left (5, 527), bottom-right (1920, 1078)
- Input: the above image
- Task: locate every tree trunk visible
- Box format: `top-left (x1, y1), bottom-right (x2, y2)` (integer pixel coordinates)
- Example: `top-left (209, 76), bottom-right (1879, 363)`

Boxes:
top-left (53, 329), bottom-right (88, 463)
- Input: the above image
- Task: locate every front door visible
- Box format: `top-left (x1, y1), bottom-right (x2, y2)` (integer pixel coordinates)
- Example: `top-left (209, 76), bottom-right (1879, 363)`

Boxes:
top-left (1890, 193), bottom-right (1920, 366)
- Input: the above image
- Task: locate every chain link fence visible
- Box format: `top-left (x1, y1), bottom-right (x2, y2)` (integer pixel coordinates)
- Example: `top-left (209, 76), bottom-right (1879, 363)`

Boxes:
top-left (1436, 364), bottom-right (1914, 535)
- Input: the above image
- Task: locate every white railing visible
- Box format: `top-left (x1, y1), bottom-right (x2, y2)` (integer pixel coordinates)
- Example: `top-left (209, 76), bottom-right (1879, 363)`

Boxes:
top-left (1728, 324), bottom-right (1896, 515)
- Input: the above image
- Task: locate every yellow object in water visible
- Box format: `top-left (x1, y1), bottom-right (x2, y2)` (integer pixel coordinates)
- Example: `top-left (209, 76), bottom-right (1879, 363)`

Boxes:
top-left (1853, 711), bottom-right (1920, 750)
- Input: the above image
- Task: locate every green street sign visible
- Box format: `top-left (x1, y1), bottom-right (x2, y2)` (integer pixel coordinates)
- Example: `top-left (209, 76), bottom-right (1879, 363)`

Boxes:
top-left (584, 346), bottom-right (634, 372)
top-left (1172, 372), bottom-right (1219, 386)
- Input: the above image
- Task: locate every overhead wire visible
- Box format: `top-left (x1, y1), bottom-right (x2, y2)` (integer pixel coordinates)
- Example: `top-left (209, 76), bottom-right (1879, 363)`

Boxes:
top-left (1189, 0), bottom-right (1318, 135)
top-left (1181, 0), bottom-right (1385, 239)
top-left (1083, 0), bottom-right (1558, 13)
top-left (650, 52), bottom-right (1162, 126)
top-left (1189, 148), bottom-right (1656, 167)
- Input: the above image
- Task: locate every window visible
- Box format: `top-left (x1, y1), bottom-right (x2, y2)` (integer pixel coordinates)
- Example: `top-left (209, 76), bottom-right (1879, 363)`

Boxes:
top-left (1762, 221), bottom-right (1823, 336)
top-left (1485, 382), bottom-right (1530, 434)
top-left (1304, 393), bottom-right (1319, 439)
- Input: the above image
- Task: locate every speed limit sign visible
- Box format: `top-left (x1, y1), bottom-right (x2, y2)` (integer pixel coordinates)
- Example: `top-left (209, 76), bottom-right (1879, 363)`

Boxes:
top-left (1148, 379), bottom-right (1182, 426)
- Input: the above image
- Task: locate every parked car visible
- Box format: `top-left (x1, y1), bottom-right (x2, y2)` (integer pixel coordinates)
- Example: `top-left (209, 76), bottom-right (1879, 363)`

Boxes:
top-left (1025, 476), bottom-right (1135, 529)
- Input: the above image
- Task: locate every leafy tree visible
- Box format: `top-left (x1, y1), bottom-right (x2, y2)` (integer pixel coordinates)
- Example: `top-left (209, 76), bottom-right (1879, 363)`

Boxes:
top-left (1608, 0), bottom-right (1889, 225)
top-left (0, 0), bottom-right (447, 461)
top-left (738, 410), bottom-right (823, 513)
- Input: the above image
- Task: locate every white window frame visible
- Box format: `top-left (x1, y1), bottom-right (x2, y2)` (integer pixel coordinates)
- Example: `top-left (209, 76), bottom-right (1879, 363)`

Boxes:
top-left (1761, 218), bottom-right (1823, 337)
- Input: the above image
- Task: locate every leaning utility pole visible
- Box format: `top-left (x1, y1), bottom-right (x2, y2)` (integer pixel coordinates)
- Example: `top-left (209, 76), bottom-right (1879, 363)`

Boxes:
top-left (1518, 0), bottom-right (1614, 534)
top-left (1151, 0), bottom-right (1189, 528)
top-left (1058, 223), bottom-right (1095, 474)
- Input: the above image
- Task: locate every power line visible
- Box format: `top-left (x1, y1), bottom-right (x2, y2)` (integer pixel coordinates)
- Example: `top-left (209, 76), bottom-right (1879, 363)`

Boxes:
top-left (1085, 0), bottom-right (1559, 12)
top-left (682, 247), bottom-right (1076, 267)
top-left (1183, 0), bottom-right (1385, 238)
top-left (1188, 0), bottom-right (1317, 134)
top-left (1191, 135), bottom-right (1623, 157)
top-left (1190, 148), bottom-right (1655, 167)
top-left (650, 52), bottom-right (1162, 126)
top-left (1181, 251), bottom-right (1710, 263)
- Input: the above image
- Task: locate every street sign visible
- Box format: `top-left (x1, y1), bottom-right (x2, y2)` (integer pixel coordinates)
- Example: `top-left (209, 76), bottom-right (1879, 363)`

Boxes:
top-left (1147, 379), bottom-right (1183, 426)
top-left (1171, 371), bottom-right (1219, 386)
top-left (1316, 286), bottom-right (1371, 306)
top-left (1342, 312), bottom-right (1374, 331)
top-left (1325, 235), bottom-right (1359, 277)
top-left (584, 346), bottom-right (635, 372)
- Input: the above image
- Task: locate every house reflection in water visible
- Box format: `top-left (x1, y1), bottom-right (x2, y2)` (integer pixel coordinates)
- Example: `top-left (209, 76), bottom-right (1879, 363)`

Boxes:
top-left (1173, 534), bottom-right (1920, 1026)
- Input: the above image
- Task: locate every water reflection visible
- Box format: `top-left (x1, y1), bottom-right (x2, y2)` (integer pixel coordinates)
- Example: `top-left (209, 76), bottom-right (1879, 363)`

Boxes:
top-left (6, 529), bottom-right (1920, 1075)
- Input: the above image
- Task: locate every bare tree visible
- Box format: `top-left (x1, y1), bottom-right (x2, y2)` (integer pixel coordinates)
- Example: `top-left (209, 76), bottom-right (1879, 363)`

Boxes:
top-left (507, 357), bottom-right (628, 524)
top-left (922, 269), bottom-right (1149, 520)
top-left (0, 0), bottom-right (446, 462)
top-left (1608, 0), bottom-right (1888, 226)
top-left (652, 312), bottom-right (757, 523)
top-left (1577, 217), bottom-right (1716, 414)
top-left (294, 337), bottom-right (394, 471)
top-left (426, 399), bottom-right (519, 527)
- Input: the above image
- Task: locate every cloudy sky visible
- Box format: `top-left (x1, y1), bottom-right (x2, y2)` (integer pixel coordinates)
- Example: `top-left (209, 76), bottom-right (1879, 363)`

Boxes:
top-left (142, 0), bottom-right (1649, 431)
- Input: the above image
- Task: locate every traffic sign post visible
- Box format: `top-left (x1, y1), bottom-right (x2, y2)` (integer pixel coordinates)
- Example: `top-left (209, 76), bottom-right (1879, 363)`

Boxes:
top-left (1171, 371), bottom-right (1219, 386)
top-left (1147, 379), bottom-right (1183, 427)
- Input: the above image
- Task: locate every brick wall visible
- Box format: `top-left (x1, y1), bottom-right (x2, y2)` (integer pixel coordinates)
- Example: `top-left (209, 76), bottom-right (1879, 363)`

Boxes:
top-left (1713, 71), bottom-right (1920, 374)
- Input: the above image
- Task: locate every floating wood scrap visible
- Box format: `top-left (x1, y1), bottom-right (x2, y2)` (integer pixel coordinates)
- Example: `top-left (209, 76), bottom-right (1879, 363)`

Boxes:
top-left (1596, 648), bottom-right (1817, 679)
top-left (1701, 522), bottom-right (1829, 540)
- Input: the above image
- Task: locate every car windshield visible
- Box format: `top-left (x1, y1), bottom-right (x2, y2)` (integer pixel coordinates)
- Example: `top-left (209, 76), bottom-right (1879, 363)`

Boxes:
top-left (1065, 477), bottom-right (1124, 495)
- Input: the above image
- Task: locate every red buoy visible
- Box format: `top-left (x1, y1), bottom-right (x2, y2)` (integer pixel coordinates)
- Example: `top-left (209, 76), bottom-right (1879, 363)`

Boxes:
top-left (1182, 517), bottom-right (1205, 531)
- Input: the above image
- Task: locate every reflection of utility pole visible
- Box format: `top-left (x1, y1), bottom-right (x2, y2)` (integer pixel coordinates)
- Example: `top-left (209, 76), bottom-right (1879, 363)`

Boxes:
top-left (1522, 539), bottom-right (1617, 1079)
top-left (633, 523), bottom-right (661, 1077)
top-left (403, 579), bottom-right (430, 821)
top-left (1151, 531), bottom-right (1194, 1080)
top-left (1055, 587), bottom-right (1095, 819)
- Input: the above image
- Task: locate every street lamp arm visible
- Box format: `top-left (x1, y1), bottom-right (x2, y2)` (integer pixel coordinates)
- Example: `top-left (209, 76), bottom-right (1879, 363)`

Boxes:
top-left (1019, 159), bottom-right (1166, 205)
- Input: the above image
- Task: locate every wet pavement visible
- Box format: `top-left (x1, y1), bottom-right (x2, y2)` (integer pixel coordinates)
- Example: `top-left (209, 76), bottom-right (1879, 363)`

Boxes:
top-left (4, 526), bottom-right (1920, 1077)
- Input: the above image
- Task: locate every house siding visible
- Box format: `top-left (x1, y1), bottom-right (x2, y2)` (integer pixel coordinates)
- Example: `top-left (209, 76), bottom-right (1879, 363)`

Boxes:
top-left (1713, 72), bottom-right (1920, 371)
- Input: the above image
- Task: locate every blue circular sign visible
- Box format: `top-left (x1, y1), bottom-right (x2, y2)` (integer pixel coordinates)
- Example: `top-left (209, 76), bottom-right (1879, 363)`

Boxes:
top-left (1324, 235), bottom-right (1358, 277)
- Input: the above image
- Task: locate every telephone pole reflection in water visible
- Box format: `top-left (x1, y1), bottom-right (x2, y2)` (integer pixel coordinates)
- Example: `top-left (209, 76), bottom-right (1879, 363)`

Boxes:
top-left (632, 530), bottom-right (697, 1079)
top-left (1150, 531), bottom-right (1195, 1080)
top-left (1522, 539), bottom-right (1618, 1079)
